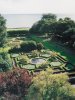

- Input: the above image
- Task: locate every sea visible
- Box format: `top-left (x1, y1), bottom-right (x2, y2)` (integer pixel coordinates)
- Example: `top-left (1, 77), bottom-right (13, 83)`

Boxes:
top-left (2, 14), bottom-right (75, 28)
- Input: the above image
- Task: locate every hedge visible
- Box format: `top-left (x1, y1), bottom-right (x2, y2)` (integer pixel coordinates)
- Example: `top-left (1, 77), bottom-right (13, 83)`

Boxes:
top-left (7, 30), bottom-right (29, 37)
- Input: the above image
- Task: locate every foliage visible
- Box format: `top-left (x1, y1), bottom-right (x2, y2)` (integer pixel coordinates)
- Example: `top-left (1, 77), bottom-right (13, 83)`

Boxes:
top-left (63, 28), bottom-right (75, 46)
top-left (20, 41), bottom-right (37, 52)
top-left (0, 14), bottom-right (7, 46)
top-left (0, 68), bottom-right (32, 97)
top-left (28, 68), bottom-right (75, 100)
top-left (29, 20), bottom-right (42, 34)
top-left (9, 41), bottom-right (44, 53)
top-left (31, 50), bottom-right (39, 57)
top-left (29, 34), bottom-right (75, 64)
top-left (37, 43), bottom-right (44, 51)
top-left (0, 52), bottom-right (12, 71)
top-left (8, 46), bottom-right (20, 53)
top-left (63, 28), bottom-right (75, 39)
top-left (29, 13), bottom-right (57, 34)
top-left (38, 63), bottom-right (49, 69)
top-left (42, 14), bottom-right (57, 20)
top-left (19, 55), bottom-right (29, 65)
top-left (30, 13), bottom-right (75, 49)
top-left (0, 46), bottom-right (11, 53)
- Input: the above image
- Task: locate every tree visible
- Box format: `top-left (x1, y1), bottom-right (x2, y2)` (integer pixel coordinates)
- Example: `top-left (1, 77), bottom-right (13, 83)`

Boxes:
top-left (62, 28), bottom-right (75, 47)
top-left (52, 17), bottom-right (75, 36)
top-left (42, 14), bottom-right (57, 20)
top-left (0, 14), bottom-right (7, 46)
top-left (40, 14), bottom-right (57, 34)
top-left (29, 13), bottom-right (57, 34)
top-left (29, 20), bottom-right (44, 34)
top-left (37, 43), bottom-right (44, 51)
top-left (63, 28), bottom-right (75, 39)
top-left (0, 53), bottom-right (12, 71)
top-left (28, 68), bottom-right (75, 100)
top-left (29, 13), bottom-right (75, 49)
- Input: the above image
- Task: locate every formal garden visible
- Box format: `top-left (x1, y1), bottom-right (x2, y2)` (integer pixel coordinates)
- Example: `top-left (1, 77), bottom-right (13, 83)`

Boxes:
top-left (10, 49), bottom-right (73, 73)
top-left (0, 14), bottom-right (75, 100)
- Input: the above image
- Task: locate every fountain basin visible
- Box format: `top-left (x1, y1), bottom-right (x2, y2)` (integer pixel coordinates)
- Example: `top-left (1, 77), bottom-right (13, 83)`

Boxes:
top-left (31, 58), bottom-right (46, 64)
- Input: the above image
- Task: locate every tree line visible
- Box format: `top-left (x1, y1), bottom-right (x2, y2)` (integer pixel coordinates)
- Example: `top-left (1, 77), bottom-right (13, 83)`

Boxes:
top-left (30, 14), bottom-right (75, 49)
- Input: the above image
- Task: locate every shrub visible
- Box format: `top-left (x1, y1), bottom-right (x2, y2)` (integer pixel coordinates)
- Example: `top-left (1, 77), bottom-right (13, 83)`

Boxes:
top-left (37, 43), bottom-right (44, 51)
top-left (19, 55), bottom-right (29, 65)
top-left (20, 41), bottom-right (37, 52)
top-left (31, 50), bottom-right (39, 57)
top-left (0, 53), bottom-right (12, 71)
top-left (8, 46), bottom-right (20, 53)
top-left (28, 68), bottom-right (75, 100)
top-left (9, 41), bottom-right (44, 53)
top-left (0, 68), bottom-right (32, 97)
top-left (38, 63), bottom-right (49, 69)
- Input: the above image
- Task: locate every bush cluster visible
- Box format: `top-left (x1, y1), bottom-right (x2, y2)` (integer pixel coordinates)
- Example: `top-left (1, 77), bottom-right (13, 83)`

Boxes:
top-left (37, 43), bottom-right (44, 50)
top-left (9, 46), bottom-right (20, 53)
top-left (20, 41), bottom-right (37, 52)
top-left (28, 68), bottom-right (75, 100)
top-left (0, 68), bottom-right (32, 98)
top-left (9, 41), bottom-right (44, 53)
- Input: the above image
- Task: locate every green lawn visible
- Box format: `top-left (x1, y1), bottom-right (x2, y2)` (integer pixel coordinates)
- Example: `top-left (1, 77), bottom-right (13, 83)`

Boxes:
top-left (4, 34), bottom-right (75, 64)
top-left (7, 27), bottom-right (29, 31)
top-left (30, 34), bottom-right (75, 64)
top-left (43, 41), bottom-right (75, 64)
top-left (29, 34), bottom-right (42, 42)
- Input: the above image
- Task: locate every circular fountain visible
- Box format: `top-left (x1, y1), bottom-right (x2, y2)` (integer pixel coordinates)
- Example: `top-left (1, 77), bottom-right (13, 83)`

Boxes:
top-left (31, 58), bottom-right (46, 64)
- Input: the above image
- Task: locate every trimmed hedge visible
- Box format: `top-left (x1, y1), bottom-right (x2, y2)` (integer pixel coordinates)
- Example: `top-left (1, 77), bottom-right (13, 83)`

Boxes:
top-left (9, 47), bottom-right (20, 53)
top-left (9, 41), bottom-right (44, 53)
top-left (20, 41), bottom-right (37, 52)
top-left (7, 30), bottom-right (29, 37)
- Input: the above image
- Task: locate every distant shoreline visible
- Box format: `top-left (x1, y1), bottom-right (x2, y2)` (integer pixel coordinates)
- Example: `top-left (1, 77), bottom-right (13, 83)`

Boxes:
top-left (7, 27), bottom-right (30, 29)
top-left (3, 14), bottom-right (75, 28)
top-left (7, 27), bottom-right (30, 31)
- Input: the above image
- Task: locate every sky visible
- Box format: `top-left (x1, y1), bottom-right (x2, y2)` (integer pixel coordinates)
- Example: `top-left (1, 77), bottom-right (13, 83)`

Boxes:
top-left (2, 14), bottom-right (42, 28)
top-left (0, 0), bottom-right (75, 14)
top-left (0, 0), bottom-right (75, 28)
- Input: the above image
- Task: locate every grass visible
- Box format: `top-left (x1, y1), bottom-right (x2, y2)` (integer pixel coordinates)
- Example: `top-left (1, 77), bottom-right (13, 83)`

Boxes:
top-left (29, 34), bottom-right (43, 42)
top-left (7, 27), bottom-right (29, 31)
top-left (30, 34), bottom-right (75, 64)
top-left (5, 34), bottom-right (75, 64)
top-left (43, 41), bottom-right (75, 64)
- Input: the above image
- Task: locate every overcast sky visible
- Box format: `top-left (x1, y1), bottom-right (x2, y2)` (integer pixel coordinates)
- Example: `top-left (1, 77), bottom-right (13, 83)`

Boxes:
top-left (0, 0), bottom-right (75, 14)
